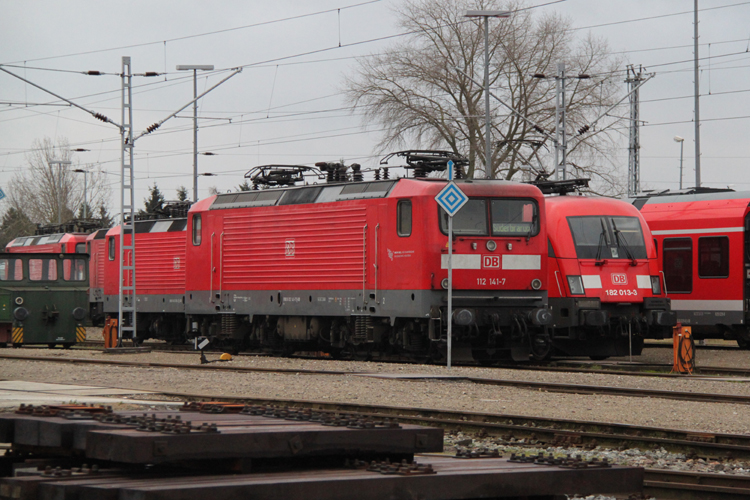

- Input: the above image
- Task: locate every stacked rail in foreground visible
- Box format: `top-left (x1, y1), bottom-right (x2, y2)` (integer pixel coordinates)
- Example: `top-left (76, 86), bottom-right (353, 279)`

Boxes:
top-left (0, 402), bottom-right (642, 499)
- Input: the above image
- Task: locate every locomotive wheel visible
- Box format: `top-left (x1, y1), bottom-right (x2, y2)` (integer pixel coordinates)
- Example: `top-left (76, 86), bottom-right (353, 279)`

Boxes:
top-left (737, 337), bottom-right (750, 350)
top-left (47, 343), bottom-right (57, 349)
top-left (529, 333), bottom-right (553, 361)
top-left (0, 342), bottom-right (6, 348)
top-left (471, 349), bottom-right (497, 367)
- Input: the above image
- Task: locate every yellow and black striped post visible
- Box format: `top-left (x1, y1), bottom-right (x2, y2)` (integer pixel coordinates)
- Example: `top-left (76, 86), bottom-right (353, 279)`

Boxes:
top-left (76, 325), bottom-right (86, 343)
top-left (11, 326), bottom-right (23, 344)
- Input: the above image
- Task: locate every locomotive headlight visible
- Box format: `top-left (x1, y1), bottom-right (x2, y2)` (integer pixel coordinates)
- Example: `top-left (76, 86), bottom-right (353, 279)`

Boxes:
top-left (14, 297), bottom-right (23, 305)
top-left (486, 240), bottom-right (497, 251)
top-left (441, 278), bottom-right (449, 289)
top-left (567, 275), bottom-right (585, 295)
top-left (650, 276), bottom-right (662, 295)
top-left (13, 307), bottom-right (29, 321)
top-left (531, 278), bottom-right (542, 290)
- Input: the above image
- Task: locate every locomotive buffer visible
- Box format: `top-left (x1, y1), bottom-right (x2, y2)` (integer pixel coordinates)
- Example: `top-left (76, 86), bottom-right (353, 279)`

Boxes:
top-left (434, 160), bottom-right (468, 368)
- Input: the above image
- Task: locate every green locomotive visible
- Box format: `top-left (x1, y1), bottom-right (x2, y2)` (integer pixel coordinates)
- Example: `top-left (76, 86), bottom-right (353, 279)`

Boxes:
top-left (0, 253), bottom-right (88, 348)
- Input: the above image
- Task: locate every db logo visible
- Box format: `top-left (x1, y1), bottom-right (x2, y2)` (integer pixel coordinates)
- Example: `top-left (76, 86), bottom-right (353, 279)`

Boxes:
top-left (483, 255), bottom-right (500, 269)
top-left (611, 273), bottom-right (628, 285)
top-left (285, 240), bottom-right (295, 257)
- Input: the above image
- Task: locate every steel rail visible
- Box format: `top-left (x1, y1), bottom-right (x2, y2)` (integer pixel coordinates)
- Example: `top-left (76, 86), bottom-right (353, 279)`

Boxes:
top-left (643, 469), bottom-right (750, 499)
top-left (152, 390), bottom-right (750, 460)
top-left (71, 340), bottom-right (750, 378)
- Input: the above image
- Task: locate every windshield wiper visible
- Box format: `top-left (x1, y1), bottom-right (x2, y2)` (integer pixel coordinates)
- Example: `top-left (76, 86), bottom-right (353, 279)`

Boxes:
top-left (611, 219), bottom-right (637, 266)
top-left (595, 218), bottom-right (608, 266)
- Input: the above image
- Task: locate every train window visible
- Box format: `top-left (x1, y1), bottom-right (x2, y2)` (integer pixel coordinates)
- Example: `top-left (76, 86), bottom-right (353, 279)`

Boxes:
top-left (108, 237), bottom-right (115, 260)
top-left (63, 259), bottom-right (87, 281)
top-left (397, 200), bottom-right (412, 237)
top-left (75, 243), bottom-right (86, 253)
top-left (192, 214), bottom-right (202, 245)
top-left (0, 259), bottom-right (23, 281)
top-left (609, 217), bottom-right (646, 255)
top-left (663, 238), bottom-right (692, 293)
top-left (491, 199), bottom-right (539, 236)
top-left (568, 216), bottom-right (647, 260)
top-left (439, 199), bottom-right (488, 236)
top-left (29, 259), bottom-right (58, 281)
top-left (698, 236), bottom-right (729, 278)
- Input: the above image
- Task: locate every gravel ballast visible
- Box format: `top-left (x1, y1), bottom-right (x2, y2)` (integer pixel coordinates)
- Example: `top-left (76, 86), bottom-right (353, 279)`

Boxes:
top-left (0, 346), bottom-right (749, 435)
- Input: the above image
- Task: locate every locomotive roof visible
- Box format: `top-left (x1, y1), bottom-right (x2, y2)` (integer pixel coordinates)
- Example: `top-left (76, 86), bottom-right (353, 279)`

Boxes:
top-left (106, 218), bottom-right (187, 235)
top-left (203, 177), bottom-right (542, 212)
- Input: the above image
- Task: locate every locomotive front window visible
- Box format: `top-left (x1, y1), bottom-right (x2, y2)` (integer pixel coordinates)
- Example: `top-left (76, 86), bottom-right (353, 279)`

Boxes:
top-left (568, 216), bottom-right (647, 260)
top-left (0, 259), bottom-right (23, 281)
top-left (490, 199), bottom-right (539, 236)
top-left (439, 199), bottom-right (488, 235)
top-left (29, 258), bottom-right (58, 281)
top-left (75, 243), bottom-right (86, 253)
top-left (63, 258), bottom-right (87, 281)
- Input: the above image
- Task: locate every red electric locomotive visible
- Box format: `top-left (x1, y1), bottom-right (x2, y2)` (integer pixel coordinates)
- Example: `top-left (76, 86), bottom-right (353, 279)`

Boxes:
top-left (543, 189), bottom-right (674, 360)
top-left (102, 217), bottom-right (188, 343)
top-left (108, 152), bottom-right (551, 361)
top-left (632, 188), bottom-right (750, 348)
top-left (6, 233), bottom-right (88, 254)
top-left (86, 229), bottom-right (109, 324)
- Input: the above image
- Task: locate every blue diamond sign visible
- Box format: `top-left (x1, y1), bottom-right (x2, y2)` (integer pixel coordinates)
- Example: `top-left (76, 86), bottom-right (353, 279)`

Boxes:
top-left (435, 181), bottom-right (468, 216)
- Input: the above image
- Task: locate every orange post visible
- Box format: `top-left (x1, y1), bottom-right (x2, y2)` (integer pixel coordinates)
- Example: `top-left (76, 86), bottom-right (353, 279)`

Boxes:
top-left (102, 318), bottom-right (118, 349)
top-left (672, 324), bottom-right (694, 374)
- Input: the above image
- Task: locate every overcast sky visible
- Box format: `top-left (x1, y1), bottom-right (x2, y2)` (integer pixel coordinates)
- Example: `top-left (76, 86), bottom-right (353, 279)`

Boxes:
top-left (2, 0), bottom-right (749, 212)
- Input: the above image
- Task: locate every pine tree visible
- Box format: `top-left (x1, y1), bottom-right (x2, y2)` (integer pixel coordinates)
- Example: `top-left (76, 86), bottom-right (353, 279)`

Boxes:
top-left (176, 186), bottom-right (189, 201)
top-left (143, 183), bottom-right (165, 213)
top-left (238, 180), bottom-right (252, 191)
top-left (0, 207), bottom-right (36, 248)
top-left (98, 204), bottom-right (114, 227)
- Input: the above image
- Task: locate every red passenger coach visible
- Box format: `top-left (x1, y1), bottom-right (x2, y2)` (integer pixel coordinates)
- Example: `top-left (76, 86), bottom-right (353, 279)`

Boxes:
top-left (632, 189), bottom-right (750, 348)
top-left (178, 158), bottom-right (550, 362)
top-left (545, 194), bottom-right (674, 359)
top-left (103, 218), bottom-right (188, 343)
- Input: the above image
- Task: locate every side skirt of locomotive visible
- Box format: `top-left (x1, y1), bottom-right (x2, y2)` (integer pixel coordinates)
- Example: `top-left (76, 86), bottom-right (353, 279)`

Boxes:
top-left (116, 289), bottom-right (551, 363)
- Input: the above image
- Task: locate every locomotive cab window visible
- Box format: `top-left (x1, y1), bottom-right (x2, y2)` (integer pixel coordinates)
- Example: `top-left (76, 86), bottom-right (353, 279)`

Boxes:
top-left (568, 216), bottom-right (647, 260)
top-left (192, 214), bottom-right (202, 245)
top-left (663, 238), bottom-right (692, 293)
top-left (698, 236), bottom-right (729, 278)
top-left (439, 199), bottom-right (488, 236)
top-left (29, 258), bottom-right (58, 281)
top-left (75, 243), bottom-right (86, 253)
top-left (63, 258), bottom-right (87, 281)
top-left (0, 258), bottom-right (23, 281)
top-left (397, 200), bottom-right (412, 237)
top-left (491, 199), bottom-right (539, 236)
top-left (108, 236), bottom-right (115, 260)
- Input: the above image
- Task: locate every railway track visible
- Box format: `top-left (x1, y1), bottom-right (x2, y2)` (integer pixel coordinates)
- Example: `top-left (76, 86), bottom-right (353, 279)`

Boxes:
top-left (1, 352), bottom-right (748, 407)
top-left (69, 339), bottom-right (750, 379)
top-left (643, 469), bottom-right (750, 499)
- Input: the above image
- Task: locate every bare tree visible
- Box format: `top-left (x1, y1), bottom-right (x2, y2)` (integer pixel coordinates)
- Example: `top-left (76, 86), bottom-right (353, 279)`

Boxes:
top-left (7, 137), bottom-right (111, 226)
top-left (345, 0), bottom-right (625, 192)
